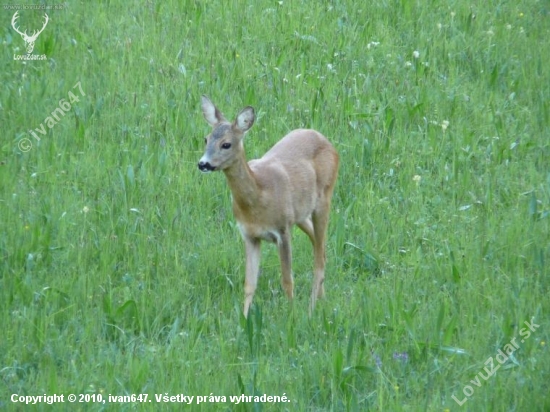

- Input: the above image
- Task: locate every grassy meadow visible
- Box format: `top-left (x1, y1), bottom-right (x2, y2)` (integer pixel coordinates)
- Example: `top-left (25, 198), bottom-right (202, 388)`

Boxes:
top-left (1, 0), bottom-right (549, 410)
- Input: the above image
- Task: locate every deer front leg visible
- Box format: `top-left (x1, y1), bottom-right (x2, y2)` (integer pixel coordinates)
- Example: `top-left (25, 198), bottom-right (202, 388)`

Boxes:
top-left (243, 237), bottom-right (261, 318)
top-left (277, 229), bottom-right (294, 300)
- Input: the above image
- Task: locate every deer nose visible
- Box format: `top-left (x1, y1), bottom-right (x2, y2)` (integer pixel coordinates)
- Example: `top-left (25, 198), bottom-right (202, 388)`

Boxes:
top-left (198, 161), bottom-right (215, 172)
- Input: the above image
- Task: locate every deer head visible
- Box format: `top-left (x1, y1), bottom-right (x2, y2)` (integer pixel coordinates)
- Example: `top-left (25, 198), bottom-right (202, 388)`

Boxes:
top-left (11, 11), bottom-right (49, 54)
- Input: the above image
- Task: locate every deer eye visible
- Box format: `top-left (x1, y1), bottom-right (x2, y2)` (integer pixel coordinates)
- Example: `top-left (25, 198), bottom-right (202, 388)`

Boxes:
top-left (221, 142), bottom-right (231, 149)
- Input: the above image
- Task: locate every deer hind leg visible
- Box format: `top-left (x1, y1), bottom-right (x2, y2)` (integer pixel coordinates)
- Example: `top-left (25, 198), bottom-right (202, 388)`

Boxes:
top-left (277, 229), bottom-right (294, 301)
top-left (309, 192), bottom-right (335, 314)
top-left (299, 217), bottom-right (323, 314)
top-left (297, 218), bottom-right (315, 244)
top-left (243, 237), bottom-right (261, 317)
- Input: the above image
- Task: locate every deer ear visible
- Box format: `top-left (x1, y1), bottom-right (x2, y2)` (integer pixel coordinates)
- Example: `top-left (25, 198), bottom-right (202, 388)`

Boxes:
top-left (201, 95), bottom-right (226, 127)
top-left (235, 106), bottom-right (255, 133)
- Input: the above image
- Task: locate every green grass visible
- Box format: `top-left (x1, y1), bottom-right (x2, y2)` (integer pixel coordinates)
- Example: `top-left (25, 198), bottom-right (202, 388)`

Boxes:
top-left (1, 0), bottom-right (549, 410)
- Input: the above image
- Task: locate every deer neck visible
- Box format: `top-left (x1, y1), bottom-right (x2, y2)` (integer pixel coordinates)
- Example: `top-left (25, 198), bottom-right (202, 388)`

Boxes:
top-left (223, 154), bottom-right (260, 209)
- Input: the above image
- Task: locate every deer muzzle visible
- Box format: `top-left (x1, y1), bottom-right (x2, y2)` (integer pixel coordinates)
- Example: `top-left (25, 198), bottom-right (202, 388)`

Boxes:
top-left (198, 160), bottom-right (216, 173)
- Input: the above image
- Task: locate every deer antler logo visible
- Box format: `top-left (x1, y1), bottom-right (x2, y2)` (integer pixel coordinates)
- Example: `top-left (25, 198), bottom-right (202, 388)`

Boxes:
top-left (11, 11), bottom-right (49, 54)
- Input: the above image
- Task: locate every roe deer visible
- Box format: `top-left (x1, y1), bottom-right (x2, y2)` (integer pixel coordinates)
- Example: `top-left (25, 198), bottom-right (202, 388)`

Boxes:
top-left (198, 96), bottom-right (339, 317)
